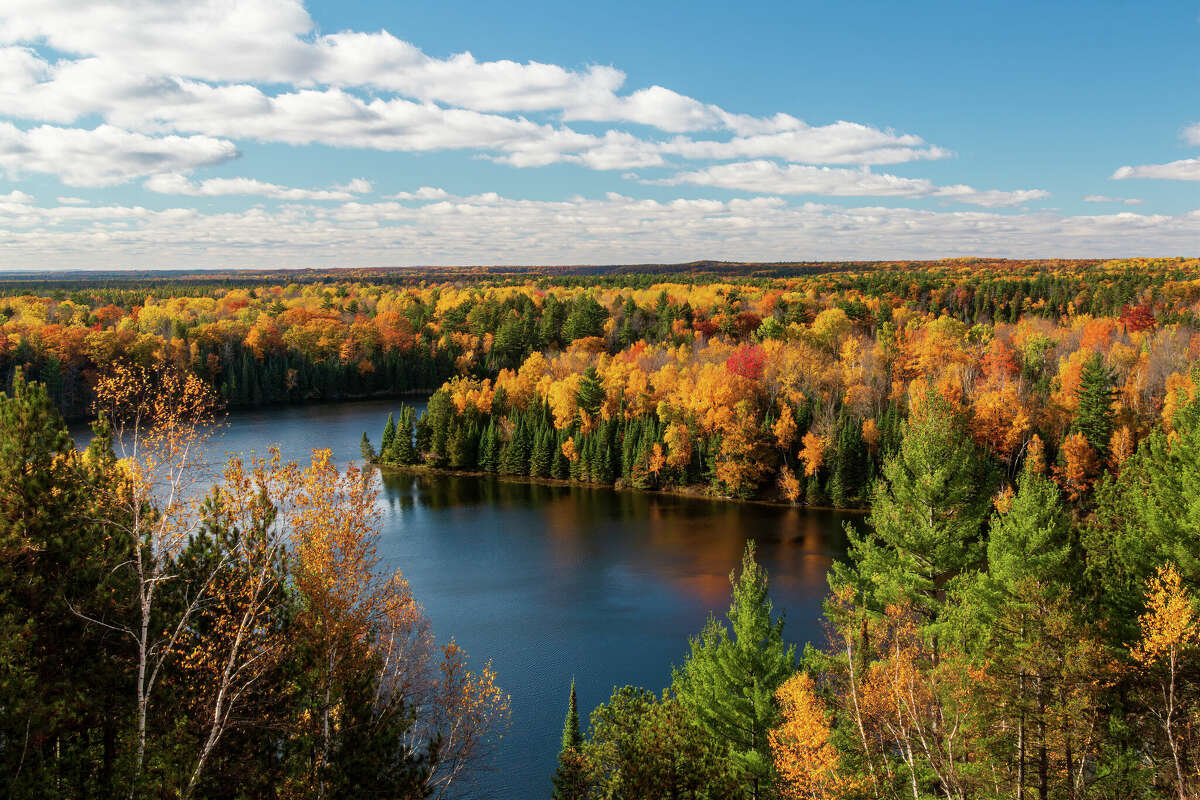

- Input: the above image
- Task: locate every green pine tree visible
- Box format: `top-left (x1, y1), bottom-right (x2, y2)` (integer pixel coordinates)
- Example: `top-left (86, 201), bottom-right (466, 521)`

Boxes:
top-left (395, 405), bottom-right (418, 465)
top-left (672, 542), bottom-right (794, 798)
top-left (561, 678), bottom-right (582, 752)
top-left (380, 412), bottom-right (397, 461)
top-left (575, 367), bottom-right (605, 418)
top-left (479, 420), bottom-right (500, 473)
top-left (838, 390), bottom-right (992, 623)
top-left (1074, 352), bottom-right (1118, 457)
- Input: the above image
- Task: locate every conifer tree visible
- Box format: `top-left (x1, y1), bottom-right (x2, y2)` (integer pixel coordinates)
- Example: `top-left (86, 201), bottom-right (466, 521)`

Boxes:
top-left (561, 678), bottom-right (582, 752)
top-left (840, 390), bottom-right (992, 622)
top-left (1074, 352), bottom-right (1118, 458)
top-left (1086, 376), bottom-right (1200, 640)
top-left (380, 412), bottom-right (397, 460)
top-left (479, 420), bottom-right (499, 473)
top-left (576, 367), bottom-right (605, 418)
top-left (531, 429), bottom-right (553, 478)
top-left (672, 542), bottom-right (794, 797)
top-left (394, 405), bottom-right (418, 465)
top-left (552, 430), bottom-right (569, 479)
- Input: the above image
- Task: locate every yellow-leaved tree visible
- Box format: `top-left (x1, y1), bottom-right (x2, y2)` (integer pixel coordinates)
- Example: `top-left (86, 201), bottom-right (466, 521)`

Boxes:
top-left (769, 672), bottom-right (854, 799)
top-left (1131, 564), bottom-right (1199, 800)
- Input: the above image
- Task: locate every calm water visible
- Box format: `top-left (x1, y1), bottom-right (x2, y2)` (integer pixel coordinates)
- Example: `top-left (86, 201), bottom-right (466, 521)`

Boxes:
top-left (74, 399), bottom-right (854, 799)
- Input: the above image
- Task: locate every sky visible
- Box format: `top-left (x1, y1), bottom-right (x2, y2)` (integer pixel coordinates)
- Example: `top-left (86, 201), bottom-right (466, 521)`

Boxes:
top-left (0, 0), bottom-right (1198, 269)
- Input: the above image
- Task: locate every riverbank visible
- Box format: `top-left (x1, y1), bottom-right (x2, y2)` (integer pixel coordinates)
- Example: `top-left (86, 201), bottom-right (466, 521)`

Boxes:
top-left (372, 461), bottom-right (869, 515)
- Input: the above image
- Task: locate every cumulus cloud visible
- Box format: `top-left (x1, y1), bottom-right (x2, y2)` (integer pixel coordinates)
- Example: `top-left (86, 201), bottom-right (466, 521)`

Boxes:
top-left (1084, 194), bottom-right (1144, 205)
top-left (384, 187), bottom-right (450, 200)
top-left (144, 173), bottom-right (370, 200)
top-left (0, 123), bottom-right (237, 187)
top-left (0, 0), bottom-right (1057, 244)
top-left (55, 196), bottom-right (88, 205)
top-left (1113, 158), bottom-right (1200, 181)
top-left (1182, 123), bottom-right (1200, 147)
top-left (0, 1), bottom-right (953, 172)
top-left (657, 161), bottom-right (1047, 206)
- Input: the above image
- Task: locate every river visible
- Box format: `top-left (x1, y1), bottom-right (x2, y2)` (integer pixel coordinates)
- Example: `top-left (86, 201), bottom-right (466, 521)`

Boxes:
top-left (74, 398), bottom-right (855, 799)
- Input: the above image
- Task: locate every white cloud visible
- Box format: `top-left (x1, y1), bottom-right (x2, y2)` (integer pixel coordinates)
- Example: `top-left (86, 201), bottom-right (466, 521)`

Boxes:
top-left (657, 161), bottom-right (1047, 206)
top-left (0, 0), bottom-right (1064, 238)
top-left (144, 173), bottom-right (369, 200)
top-left (56, 196), bottom-right (88, 205)
top-left (661, 120), bottom-right (950, 165)
top-left (0, 123), bottom-right (237, 187)
top-left (384, 186), bottom-right (450, 200)
top-left (0, 193), bottom-right (1194, 269)
top-left (334, 178), bottom-right (372, 194)
top-left (1113, 158), bottom-right (1200, 181)
top-left (0, 189), bottom-right (33, 204)
top-left (1181, 123), bottom-right (1200, 147)
top-left (1084, 194), bottom-right (1144, 205)
top-left (0, 1), bottom-right (954, 170)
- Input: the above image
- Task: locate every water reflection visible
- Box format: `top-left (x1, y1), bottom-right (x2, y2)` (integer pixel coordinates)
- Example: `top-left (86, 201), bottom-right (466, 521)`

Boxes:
top-left (371, 467), bottom-right (855, 798)
top-left (74, 399), bottom-right (855, 799)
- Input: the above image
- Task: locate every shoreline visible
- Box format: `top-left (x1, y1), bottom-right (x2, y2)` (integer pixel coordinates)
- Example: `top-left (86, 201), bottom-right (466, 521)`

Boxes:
top-left (372, 461), bottom-right (869, 514)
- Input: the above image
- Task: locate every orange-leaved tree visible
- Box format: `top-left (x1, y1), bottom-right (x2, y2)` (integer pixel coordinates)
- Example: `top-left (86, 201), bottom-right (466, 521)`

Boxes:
top-left (770, 672), bottom-right (854, 799)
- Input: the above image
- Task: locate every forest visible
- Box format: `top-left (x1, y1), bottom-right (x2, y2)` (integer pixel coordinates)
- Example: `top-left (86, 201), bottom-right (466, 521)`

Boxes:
top-left (0, 367), bottom-right (509, 799)
top-left (2, 258), bottom-right (1200, 798)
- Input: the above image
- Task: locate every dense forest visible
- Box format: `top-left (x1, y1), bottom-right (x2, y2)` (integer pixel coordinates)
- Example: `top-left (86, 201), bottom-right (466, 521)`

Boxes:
top-left (362, 257), bottom-right (1200, 507)
top-left (3, 258), bottom-right (1200, 799)
top-left (546, 380), bottom-right (1200, 799)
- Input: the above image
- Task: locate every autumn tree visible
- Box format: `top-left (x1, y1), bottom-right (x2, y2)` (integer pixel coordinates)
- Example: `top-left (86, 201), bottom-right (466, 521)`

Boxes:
top-left (769, 672), bottom-right (853, 800)
top-left (90, 363), bottom-right (220, 794)
top-left (1130, 564), bottom-right (1199, 799)
top-left (174, 450), bottom-right (297, 800)
top-left (284, 450), bottom-right (509, 799)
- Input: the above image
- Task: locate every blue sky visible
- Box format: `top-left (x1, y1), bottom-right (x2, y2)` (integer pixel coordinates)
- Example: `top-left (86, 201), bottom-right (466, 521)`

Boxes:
top-left (0, 0), bottom-right (1197, 268)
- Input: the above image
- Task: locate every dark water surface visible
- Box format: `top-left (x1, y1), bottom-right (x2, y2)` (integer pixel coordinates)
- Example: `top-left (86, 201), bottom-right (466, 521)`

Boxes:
top-left (74, 399), bottom-right (854, 799)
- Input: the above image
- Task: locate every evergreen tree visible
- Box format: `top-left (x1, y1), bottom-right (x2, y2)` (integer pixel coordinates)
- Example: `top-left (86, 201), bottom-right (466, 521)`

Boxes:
top-left (1074, 352), bottom-right (1118, 457)
top-left (381, 412), bottom-right (397, 460)
top-left (561, 678), bottom-right (582, 752)
top-left (562, 295), bottom-right (608, 342)
top-left (530, 429), bottom-right (553, 478)
top-left (838, 391), bottom-right (992, 623)
top-left (0, 375), bottom-right (131, 798)
top-left (672, 542), bottom-right (794, 797)
top-left (552, 430), bottom-right (569, 479)
top-left (582, 686), bottom-right (739, 799)
top-left (575, 367), bottom-right (605, 418)
top-left (1085, 375), bottom-right (1200, 641)
top-left (394, 405), bottom-right (418, 465)
top-left (479, 420), bottom-right (500, 473)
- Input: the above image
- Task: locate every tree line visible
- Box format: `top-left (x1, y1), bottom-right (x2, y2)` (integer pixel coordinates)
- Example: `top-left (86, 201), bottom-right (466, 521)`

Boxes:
top-left (2, 258), bottom-right (1197, 421)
